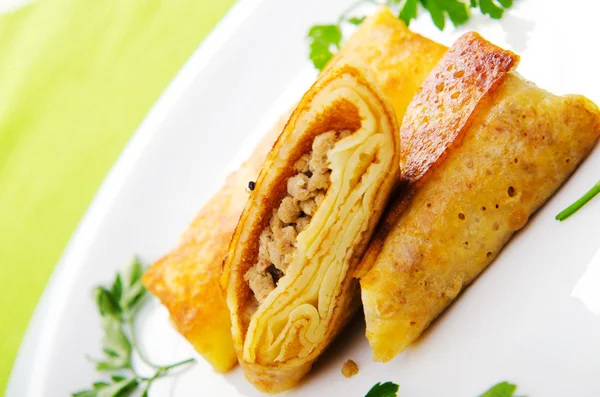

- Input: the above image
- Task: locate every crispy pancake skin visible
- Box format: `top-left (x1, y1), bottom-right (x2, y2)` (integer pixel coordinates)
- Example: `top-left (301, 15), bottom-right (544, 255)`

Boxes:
top-left (142, 115), bottom-right (286, 373)
top-left (400, 32), bottom-right (519, 185)
top-left (222, 62), bottom-right (400, 393)
top-left (356, 33), bottom-right (517, 278)
top-left (360, 33), bottom-right (600, 362)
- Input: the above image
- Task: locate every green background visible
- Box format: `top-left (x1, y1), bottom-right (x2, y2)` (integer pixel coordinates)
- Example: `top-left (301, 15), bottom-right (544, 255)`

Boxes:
top-left (0, 0), bottom-right (235, 393)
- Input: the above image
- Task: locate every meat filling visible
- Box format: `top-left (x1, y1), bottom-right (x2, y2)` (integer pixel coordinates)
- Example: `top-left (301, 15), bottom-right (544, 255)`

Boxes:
top-left (245, 130), bottom-right (350, 304)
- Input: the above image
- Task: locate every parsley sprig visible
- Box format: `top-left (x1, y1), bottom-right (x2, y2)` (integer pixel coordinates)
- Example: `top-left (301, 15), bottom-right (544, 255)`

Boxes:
top-left (72, 258), bottom-right (195, 397)
top-left (307, 0), bottom-right (513, 70)
top-left (365, 381), bottom-right (522, 397)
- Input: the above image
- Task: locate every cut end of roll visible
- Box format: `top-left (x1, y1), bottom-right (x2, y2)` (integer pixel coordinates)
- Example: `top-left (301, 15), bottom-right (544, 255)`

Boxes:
top-left (222, 59), bottom-right (400, 392)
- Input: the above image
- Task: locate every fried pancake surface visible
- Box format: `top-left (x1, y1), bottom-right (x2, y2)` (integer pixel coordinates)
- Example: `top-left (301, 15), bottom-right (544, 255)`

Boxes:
top-left (359, 32), bottom-right (600, 362)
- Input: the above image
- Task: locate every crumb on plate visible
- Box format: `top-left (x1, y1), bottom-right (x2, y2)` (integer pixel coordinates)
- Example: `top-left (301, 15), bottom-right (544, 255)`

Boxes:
top-left (341, 359), bottom-right (359, 378)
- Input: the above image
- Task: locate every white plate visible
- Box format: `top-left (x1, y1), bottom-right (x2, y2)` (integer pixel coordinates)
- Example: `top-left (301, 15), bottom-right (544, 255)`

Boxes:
top-left (7, 0), bottom-right (600, 396)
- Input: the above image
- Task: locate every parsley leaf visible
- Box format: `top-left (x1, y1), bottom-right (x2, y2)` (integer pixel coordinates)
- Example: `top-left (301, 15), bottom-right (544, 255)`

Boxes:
top-left (399, 0), bottom-right (419, 26)
top-left (95, 287), bottom-right (121, 320)
top-left (441, 0), bottom-right (471, 26)
top-left (95, 378), bottom-right (138, 397)
top-left (127, 257), bottom-right (143, 284)
top-left (478, 381), bottom-right (522, 397)
top-left (423, 0), bottom-right (446, 29)
top-left (420, 0), bottom-right (470, 30)
top-left (72, 391), bottom-right (97, 397)
top-left (365, 381), bottom-right (400, 397)
top-left (472, 0), bottom-right (510, 19)
top-left (97, 318), bottom-right (131, 371)
top-left (92, 382), bottom-right (110, 390)
top-left (348, 16), bottom-right (367, 26)
top-left (308, 25), bottom-right (342, 71)
top-left (111, 274), bottom-right (122, 304)
top-left (120, 258), bottom-right (146, 313)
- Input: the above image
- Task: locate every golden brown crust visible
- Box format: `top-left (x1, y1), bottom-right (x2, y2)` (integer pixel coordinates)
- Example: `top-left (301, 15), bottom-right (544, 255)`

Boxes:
top-left (357, 32), bottom-right (519, 279)
top-left (142, 113), bottom-right (287, 373)
top-left (401, 32), bottom-right (519, 185)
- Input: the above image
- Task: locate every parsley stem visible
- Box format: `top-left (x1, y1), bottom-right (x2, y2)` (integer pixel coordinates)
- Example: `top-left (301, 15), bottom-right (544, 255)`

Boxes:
top-left (140, 370), bottom-right (163, 395)
top-left (126, 312), bottom-right (195, 374)
top-left (125, 315), bottom-right (160, 369)
top-left (160, 357), bottom-right (195, 372)
top-left (337, 0), bottom-right (380, 25)
top-left (138, 359), bottom-right (194, 395)
top-left (141, 381), bottom-right (152, 396)
top-left (556, 181), bottom-right (600, 221)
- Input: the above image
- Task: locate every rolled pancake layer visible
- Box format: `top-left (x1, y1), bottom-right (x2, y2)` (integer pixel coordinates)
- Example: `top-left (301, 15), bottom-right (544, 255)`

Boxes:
top-left (222, 62), bottom-right (400, 393)
top-left (142, 6), bottom-right (445, 374)
top-left (360, 32), bottom-right (600, 362)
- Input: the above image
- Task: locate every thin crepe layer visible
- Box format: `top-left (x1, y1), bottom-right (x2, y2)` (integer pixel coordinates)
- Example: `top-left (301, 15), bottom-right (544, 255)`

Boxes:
top-left (142, 115), bottom-right (285, 372)
top-left (142, 6), bottom-right (445, 374)
top-left (222, 62), bottom-right (400, 393)
top-left (360, 32), bottom-right (600, 362)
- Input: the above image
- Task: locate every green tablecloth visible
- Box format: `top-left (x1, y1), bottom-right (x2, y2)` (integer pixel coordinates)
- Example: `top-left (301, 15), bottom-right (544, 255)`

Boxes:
top-left (0, 0), bottom-right (235, 392)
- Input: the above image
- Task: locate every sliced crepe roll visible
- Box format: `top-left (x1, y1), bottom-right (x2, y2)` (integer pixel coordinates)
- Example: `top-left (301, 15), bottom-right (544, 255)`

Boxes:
top-left (143, 6), bottom-right (445, 375)
top-left (221, 62), bottom-right (400, 393)
top-left (359, 32), bottom-right (600, 362)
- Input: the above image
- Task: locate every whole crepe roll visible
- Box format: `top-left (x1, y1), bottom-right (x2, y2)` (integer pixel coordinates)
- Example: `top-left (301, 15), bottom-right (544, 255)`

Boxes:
top-left (143, 6), bottom-right (445, 374)
top-left (358, 32), bottom-right (600, 362)
top-left (221, 62), bottom-right (400, 393)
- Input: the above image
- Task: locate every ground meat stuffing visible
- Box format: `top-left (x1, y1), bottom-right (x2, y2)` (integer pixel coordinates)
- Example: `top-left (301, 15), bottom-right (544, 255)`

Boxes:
top-left (244, 130), bottom-right (350, 304)
top-left (341, 359), bottom-right (359, 378)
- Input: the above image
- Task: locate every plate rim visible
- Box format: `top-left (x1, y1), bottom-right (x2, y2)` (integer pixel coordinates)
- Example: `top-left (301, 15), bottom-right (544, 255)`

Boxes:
top-left (7, 1), bottom-right (600, 395)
